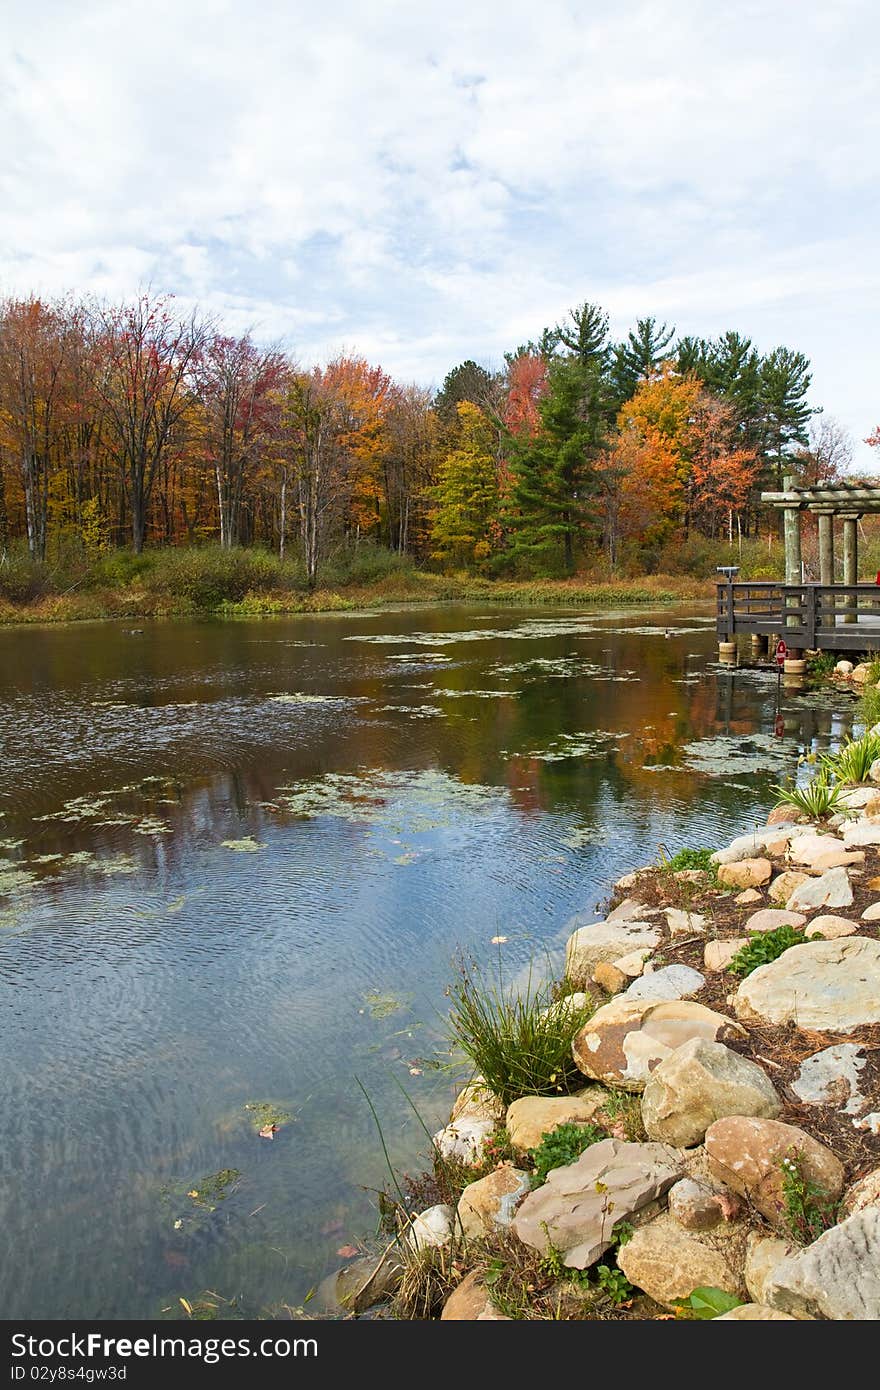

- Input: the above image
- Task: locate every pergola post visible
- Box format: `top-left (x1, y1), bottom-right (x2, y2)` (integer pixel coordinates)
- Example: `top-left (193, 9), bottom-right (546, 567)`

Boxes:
top-left (816, 509), bottom-right (834, 586)
top-left (842, 514), bottom-right (860, 624)
top-left (782, 475), bottom-right (803, 664)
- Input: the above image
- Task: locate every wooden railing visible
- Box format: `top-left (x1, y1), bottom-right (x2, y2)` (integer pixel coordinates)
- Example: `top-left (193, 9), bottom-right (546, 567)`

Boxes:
top-left (716, 582), bottom-right (880, 649)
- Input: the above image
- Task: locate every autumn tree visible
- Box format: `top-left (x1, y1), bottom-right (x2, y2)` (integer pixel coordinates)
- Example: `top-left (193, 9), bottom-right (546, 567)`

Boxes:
top-left (90, 294), bottom-right (210, 552)
top-left (383, 384), bottom-right (436, 554)
top-left (429, 401), bottom-right (499, 569)
top-left (616, 365), bottom-right (702, 540)
top-left (687, 394), bottom-right (759, 538)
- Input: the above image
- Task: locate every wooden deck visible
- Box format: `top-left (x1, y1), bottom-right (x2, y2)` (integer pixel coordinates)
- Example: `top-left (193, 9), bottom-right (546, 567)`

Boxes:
top-left (716, 582), bottom-right (880, 652)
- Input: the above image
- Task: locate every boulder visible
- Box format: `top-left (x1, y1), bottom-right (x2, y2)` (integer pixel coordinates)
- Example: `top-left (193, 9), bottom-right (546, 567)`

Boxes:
top-left (841, 1166), bottom-right (880, 1217)
top-left (451, 1079), bottom-right (504, 1124)
top-left (606, 897), bottom-right (658, 921)
top-left (405, 1204), bottom-right (454, 1252)
top-left (843, 822), bottom-right (880, 848)
top-left (705, 1117), bottom-right (844, 1228)
top-left (512, 1138), bottom-right (683, 1268)
top-left (766, 1209), bottom-right (880, 1320)
top-left (441, 1270), bottom-right (496, 1320)
top-left (616, 1212), bottom-right (746, 1309)
top-left (623, 964), bottom-right (706, 1003)
top-left (768, 871), bottom-right (810, 904)
top-left (668, 1177), bottom-right (727, 1231)
top-left (744, 1232), bottom-right (797, 1305)
top-left (704, 938), bottom-right (748, 971)
top-left (791, 1044), bottom-right (867, 1114)
top-left (712, 829), bottom-right (803, 865)
top-left (565, 916), bottom-right (663, 987)
top-left (804, 914), bottom-right (858, 939)
top-left (810, 850), bottom-right (865, 871)
top-left (715, 1303), bottom-right (797, 1319)
top-left (788, 834), bottom-right (847, 867)
top-left (861, 901), bottom-right (880, 920)
top-left (733, 936), bottom-right (880, 1032)
top-left (743, 907), bottom-right (806, 933)
top-left (785, 867), bottom-right (853, 911)
top-left (640, 1039), bottom-right (781, 1148)
top-left (319, 1249), bottom-right (404, 1314)
top-left (432, 1117), bottom-right (495, 1165)
top-left (457, 1167), bottom-right (531, 1239)
top-left (665, 908), bottom-right (707, 939)
top-left (835, 660), bottom-right (853, 675)
top-left (718, 859), bottom-right (772, 890)
top-left (613, 948), bottom-right (654, 977)
top-left (592, 961), bottom-right (627, 994)
top-left (851, 662), bottom-right (871, 683)
top-left (505, 1091), bottom-right (607, 1153)
top-left (734, 888), bottom-right (763, 905)
top-left (540, 991), bottom-right (592, 1027)
top-left (572, 998), bottom-right (746, 1092)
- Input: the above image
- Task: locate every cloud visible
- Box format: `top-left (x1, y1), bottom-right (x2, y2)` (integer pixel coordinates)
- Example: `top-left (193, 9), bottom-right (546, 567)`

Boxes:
top-left (1, 0), bottom-right (877, 456)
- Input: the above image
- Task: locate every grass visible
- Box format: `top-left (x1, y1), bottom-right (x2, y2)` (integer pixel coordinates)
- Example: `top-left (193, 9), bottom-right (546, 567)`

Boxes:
top-left (0, 539), bottom-right (711, 625)
top-left (528, 1122), bottom-right (606, 1187)
top-left (820, 732), bottom-right (880, 784)
top-left (727, 924), bottom-right (814, 977)
top-left (771, 769), bottom-right (844, 819)
top-left (445, 957), bottom-right (593, 1108)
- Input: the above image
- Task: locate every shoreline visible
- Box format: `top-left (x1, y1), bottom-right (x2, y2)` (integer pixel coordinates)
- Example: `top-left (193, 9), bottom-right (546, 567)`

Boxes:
top-left (318, 744), bottom-right (880, 1321)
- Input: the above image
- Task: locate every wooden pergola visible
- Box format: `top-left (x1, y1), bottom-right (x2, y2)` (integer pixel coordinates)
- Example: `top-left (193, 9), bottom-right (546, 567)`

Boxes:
top-left (717, 475), bottom-right (880, 668)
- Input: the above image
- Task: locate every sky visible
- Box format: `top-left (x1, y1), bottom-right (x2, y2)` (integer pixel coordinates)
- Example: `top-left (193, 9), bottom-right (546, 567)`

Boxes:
top-left (1, 0), bottom-right (878, 465)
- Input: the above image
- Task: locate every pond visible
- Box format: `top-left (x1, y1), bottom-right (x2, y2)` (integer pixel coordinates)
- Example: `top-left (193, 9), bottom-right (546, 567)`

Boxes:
top-left (0, 603), bottom-right (858, 1318)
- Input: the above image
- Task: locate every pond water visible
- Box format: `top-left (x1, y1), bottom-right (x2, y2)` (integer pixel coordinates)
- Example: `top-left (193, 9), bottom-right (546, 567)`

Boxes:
top-left (0, 603), bottom-right (859, 1318)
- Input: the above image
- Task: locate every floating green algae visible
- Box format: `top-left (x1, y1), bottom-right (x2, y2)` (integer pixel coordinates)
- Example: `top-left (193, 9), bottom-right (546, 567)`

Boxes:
top-left (244, 1101), bottom-right (292, 1133)
top-left (221, 837), bottom-right (265, 852)
top-left (362, 989), bottom-right (409, 1019)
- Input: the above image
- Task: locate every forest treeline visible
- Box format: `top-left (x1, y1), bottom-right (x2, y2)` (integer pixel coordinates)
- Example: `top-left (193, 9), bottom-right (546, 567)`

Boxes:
top-left (0, 291), bottom-right (866, 586)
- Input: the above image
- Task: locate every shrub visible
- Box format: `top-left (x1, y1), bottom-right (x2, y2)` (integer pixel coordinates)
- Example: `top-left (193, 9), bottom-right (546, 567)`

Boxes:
top-left (528, 1122), bottom-right (606, 1187)
top-left (772, 769), bottom-right (843, 819)
top-left (659, 846), bottom-right (718, 878)
top-left (727, 924), bottom-right (814, 977)
top-left (821, 732), bottom-right (880, 785)
top-left (445, 958), bottom-right (593, 1108)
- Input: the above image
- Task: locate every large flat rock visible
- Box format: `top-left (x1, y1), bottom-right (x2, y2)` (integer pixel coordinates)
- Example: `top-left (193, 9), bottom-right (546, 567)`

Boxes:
top-left (511, 1138), bottom-right (683, 1268)
top-left (766, 1209), bottom-right (880, 1320)
top-left (565, 916), bottom-right (663, 987)
top-left (572, 998), bottom-right (746, 1092)
top-left (733, 936), bottom-right (880, 1032)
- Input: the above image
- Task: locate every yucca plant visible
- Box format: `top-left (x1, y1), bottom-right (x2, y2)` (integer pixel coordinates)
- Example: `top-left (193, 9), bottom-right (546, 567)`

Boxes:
top-left (820, 732), bottom-right (880, 785)
top-left (771, 769), bottom-right (843, 819)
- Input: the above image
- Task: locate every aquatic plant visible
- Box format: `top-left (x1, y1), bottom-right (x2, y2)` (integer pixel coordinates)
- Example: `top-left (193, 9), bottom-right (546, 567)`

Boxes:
top-left (820, 732), bottom-right (880, 785)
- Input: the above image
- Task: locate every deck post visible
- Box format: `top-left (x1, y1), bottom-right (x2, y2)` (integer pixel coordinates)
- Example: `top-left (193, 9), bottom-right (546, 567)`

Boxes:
top-left (817, 509), bottom-right (834, 586)
top-left (842, 514), bottom-right (859, 623)
top-left (783, 475), bottom-right (802, 659)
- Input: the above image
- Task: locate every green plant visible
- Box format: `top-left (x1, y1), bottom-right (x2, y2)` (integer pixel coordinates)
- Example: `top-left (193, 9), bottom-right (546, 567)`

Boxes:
top-left (859, 684), bottom-right (880, 730)
top-left (727, 925), bottom-right (813, 977)
top-left (674, 1286), bottom-right (744, 1319)
top-left (611, 1220), bottom-right (634, 1248)
top-left (659, 846), bottom-right (717, 876)
top-left (771, 768), bottom-right (843, 819)
top-left (820, 732), bottom-right (880, 785)
top-left (779, 1151), bottom-right (840, 1244)
top-left (445, 957), bottom-right (593, 1108)
top-left (595, 1265), bottom-right (632, 1304)
top-left (539, 1235), bottom-right (591, 1289)
top-left (528, 1122), bottom-right (606, 1187)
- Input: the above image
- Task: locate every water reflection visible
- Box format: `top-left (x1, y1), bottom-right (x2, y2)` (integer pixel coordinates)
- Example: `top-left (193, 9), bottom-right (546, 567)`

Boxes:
top-left (0, 605), bottom-right (859, 1318)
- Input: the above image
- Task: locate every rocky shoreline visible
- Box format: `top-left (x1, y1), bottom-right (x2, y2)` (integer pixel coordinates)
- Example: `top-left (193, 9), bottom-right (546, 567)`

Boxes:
top-left (319, 777), bottom-right (880, 1321)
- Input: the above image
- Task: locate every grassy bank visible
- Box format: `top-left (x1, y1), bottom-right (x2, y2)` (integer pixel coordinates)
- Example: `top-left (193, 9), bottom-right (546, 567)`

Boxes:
top-left (0, 544), bottom-right (710, 625)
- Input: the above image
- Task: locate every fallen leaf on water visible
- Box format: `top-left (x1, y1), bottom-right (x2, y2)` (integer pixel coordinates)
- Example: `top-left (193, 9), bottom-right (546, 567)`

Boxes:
top-left (491, 935), bottom-right (508, 944)
top-left (336, 1245), bottom-right (358, 1259)
top-left (259, 1123), bottom-right (278, 1139)
top-left (173, 1220), bottom-right (183, 1230)
top-left (408, 1067), bottom-right (423, 1076)
top-left (187, 1190), bottom-right (199, 1199)
top-left (179, 1297), bottom-right (193, 1317)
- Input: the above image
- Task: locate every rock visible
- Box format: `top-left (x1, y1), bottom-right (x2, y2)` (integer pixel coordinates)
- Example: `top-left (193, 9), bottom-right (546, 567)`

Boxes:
top-left (744, 907), bottom-right (806, 933)
top-left (565, 916), bottom-right (663, 987)
top-left (837, 785), bottom-right (880, 809)
top-left (861, 901), bottom-right (880, 920)
top-left (812, 850), bottom-right (865, 871)
top-left (705, 1117), bottom-right (845, 1227)
top-left (841, 1167), bottom-right (880, 1216)
top-left (715, 1303), bottom-right (797, 1319)
top-left (851, 662), bottom-right (871, 683)
top-left (767, 806), bottom-right (799, 826)
top-left (665, 908), bottom-right (707, 939)
top-left (405, 1204), bottom-right (455, 1252)
top-left (606, 898), bottom-right (661, 922)
top-left (788, 834), bottom-right (847, 867)
top-left (673, 869), bottom-right (708, 883)
top-left (744, 1232), bottom-right (797, 1304)
top-left (766, 1209), bottom-right (880, 1320)
top-left (512, 1138), bottom-right (683, 1268)
top-left (712, 828), bottom-right (803, 865)
top-left (641, 1039), bottom-right (782, 1148)
top-left (843, 822), bottom-right (880, 848)
top-left (592, 961), bottom-right (627, 994)
top-left (441, 1270), bottom-right (496, 1320)
top-left (733, 936), bottom-right (880, 1032)
top-left (457, 1167), bottom-right (531, 1239)
top-left (540, 992), bottom-right (592, 1027)
top-left (853, 1112), bottom-right (880, 1135)
top-left (804, 914), bottom-right (858, 939)
top-left (432, 1117), bottom-right (495, 1165)
top-left (704, 938), bottom-right (748, 971)
top-left (451, 1079), bottom-right (504, 1124)
top-left (573, 999), bottom-right (746, 1092)
top-left (871, 760), bottom-right (880, 785)
top-left (616, 1212), bottom-right (745, 1309)
top-left (835, 659), bottom-right (853, 675)
top-left (623, 964), bottom-right (705, 1003)
top-left (668, 1178), bottom-right (727, 1231)
top-left (319, 1249), bottom-right (404, 1314)
top-left (785, 867), bottom-right (853, 910)
top-left (791, 1044), bottom-right (867, 1113)
top-left (734, 888), bottom-right (763, 904)
top-left (505, 1091), bottom-right (607, 1153)
top-left (768, 870), bottom-right (810, 903)
top-left (613, 948), bottom-right (654, 977)
top-left (718, 858), bottom-right (772, 890)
